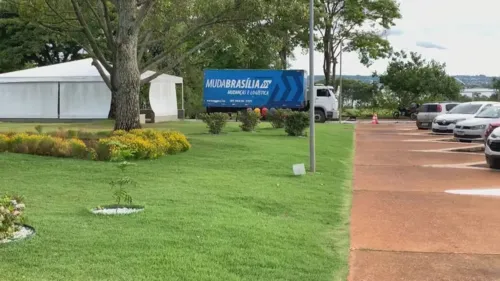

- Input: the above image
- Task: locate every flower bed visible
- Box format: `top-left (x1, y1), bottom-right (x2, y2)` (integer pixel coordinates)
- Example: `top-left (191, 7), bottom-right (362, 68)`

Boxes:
top-left (0, 129), bottom-right (190, 161)
top-left (0, 195), bottom-right (34, 244)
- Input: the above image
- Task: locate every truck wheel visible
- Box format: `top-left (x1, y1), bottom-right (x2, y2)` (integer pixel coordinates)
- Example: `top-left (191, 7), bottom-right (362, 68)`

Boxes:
top-left (314, 109), bottom-right (326, 123)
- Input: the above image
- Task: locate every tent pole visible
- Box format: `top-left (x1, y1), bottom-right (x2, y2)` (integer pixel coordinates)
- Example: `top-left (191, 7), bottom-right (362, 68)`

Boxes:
top-left (181, 83), bottom-right (185, 120)
top-left (57, 82), bottom-right (60, 119)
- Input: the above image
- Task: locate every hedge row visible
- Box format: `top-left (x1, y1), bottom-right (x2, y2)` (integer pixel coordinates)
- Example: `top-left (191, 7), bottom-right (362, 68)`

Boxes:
top-left (0, 129), bottom-right (191, 161)
top-left (200, 109), bottom-right (310, 136)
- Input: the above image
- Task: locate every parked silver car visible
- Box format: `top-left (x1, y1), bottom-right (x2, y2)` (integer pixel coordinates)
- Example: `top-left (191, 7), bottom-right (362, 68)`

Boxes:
top-left (416, 102), bottom-right (460, 129)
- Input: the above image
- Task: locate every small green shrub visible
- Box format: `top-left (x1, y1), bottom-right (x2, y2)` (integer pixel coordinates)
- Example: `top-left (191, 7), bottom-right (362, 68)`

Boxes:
top-left (96, 139), bottom-right (134, 161)
top-left (96, 131), bottom-right (112, 138)
top-left (268, 108), bottom-right (292, 128)
top-left (284, 111), bottom-right (309, 136)
top-left (34, 125), bottom-right (43, 134)
top-left (238, 110), bottom-right (261, 132)
top-left (67, 130), bottom-right (78, 138)
top-left (199, 113), bottom-right (229, 134)
top-left (109, 162), bottom-right (137, 205)
top-left (0, 195), bottom-right (26, 240)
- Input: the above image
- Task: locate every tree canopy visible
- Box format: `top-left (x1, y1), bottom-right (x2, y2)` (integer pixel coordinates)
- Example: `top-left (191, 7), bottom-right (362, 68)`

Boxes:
top-left (379, 51), bottom-right (461, 106)
top-left (0, 5), bottom-right (85, 73)
top-left (315, 0), bottom-right (401, 86)
top-left (338, 78), bottom-right (375, 107)
top-left (0, 0), bottom-right (409, 126)
top-left (10, 0), bottom-right (286, 129)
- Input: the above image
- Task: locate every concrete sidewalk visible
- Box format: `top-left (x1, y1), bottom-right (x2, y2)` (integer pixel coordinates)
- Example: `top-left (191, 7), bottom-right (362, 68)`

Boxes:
top-left (348, 123), bottom-right (500, 281)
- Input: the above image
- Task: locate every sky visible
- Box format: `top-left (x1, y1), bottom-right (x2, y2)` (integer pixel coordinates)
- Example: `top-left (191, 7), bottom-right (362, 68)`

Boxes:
top-left (289, 0), bottom-right (500, 76)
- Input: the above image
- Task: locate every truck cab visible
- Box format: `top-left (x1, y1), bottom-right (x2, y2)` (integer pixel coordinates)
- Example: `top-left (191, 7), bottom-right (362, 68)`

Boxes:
top-left (307, 85), bottom-right (339, 122)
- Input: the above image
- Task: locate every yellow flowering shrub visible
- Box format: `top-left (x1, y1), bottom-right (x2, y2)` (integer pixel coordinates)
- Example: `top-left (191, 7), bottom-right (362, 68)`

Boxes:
top-left (36, 136), bottom-right (57, 156)
top-left (113, 134), bottom-right (157, 159)
top-left (51, 138), bottom-right (72, 157)
top-left (131, 129), bottom-right (170, 155)
top-left (0, 133), bottom-right (87, 159)
top-left (112, 130), bottom-right (127, 136)
top-left (0, 134), bottom-right (9, 152)
top-left (68, 139), bottom-right (88, 159)
top-left (23, 134), bottom-right (43, 154)
top-left (8, 133), bottom-right (30, 154)
top-left (0, 128), bottom-right (190, 161)
top-left (162, 131), bottom-right (191, 154)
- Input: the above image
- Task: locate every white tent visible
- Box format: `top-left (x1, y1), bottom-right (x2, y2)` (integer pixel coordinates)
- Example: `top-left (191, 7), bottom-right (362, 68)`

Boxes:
top-left (0, 58), bottom-right (183, 121)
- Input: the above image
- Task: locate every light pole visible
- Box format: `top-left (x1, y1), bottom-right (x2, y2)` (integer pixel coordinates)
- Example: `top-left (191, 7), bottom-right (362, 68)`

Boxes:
top-left (338, 41), bottom-right (343, 123)
top-left (308, 0), bottom-right (316, 172)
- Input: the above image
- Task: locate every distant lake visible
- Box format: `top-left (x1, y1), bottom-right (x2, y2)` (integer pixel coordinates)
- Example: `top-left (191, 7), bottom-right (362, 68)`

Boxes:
top-left (461, 88), bottom-right (496, 97)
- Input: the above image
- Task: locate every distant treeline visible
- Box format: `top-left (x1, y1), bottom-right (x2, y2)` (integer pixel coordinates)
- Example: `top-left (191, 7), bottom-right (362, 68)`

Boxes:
top-left (313, 75), bottom-right (497, 89)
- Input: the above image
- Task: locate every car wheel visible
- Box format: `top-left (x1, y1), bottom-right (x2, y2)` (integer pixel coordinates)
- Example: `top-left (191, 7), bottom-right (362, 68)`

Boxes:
top-left (486, 155), bottom-right (500, 169)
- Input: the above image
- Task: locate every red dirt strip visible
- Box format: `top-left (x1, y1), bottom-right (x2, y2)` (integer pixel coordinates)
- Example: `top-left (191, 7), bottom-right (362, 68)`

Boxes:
top-left (348, 123), bottom-right (500, 281)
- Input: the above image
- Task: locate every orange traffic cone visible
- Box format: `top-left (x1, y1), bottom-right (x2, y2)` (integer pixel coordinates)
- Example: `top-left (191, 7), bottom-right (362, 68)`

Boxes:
top-left (371, 113), bottom-right (379, 124)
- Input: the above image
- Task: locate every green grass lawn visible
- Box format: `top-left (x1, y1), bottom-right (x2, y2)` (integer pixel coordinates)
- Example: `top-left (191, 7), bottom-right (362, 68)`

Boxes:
top-left (0, 121), bottom-right (354, 281)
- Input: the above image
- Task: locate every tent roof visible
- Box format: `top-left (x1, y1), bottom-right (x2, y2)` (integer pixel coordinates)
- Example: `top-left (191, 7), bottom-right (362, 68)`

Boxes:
top-left (0, 58), bottom-right (183, 84)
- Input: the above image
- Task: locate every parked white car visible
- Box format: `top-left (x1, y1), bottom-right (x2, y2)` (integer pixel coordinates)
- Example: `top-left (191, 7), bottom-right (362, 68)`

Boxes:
top-left (484, 126), bottom-right (500, 169)
top-left (432, 101), bottom-right (499, 134)
top-left (453, 105), bottom-right (500, 142)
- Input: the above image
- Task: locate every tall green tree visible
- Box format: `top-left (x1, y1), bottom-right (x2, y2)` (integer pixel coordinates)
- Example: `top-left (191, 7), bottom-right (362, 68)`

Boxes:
top-left (492, 77), bottom-right (500, 101)
top-left (337, 78), bottom-right (374, 107)
top-left (315, 0), bottom-right (401, 86)
top-left (379, 51), bottom-right (461, 105)
top-left (0, 4), bottom-right (84, 73)
top-left (142, 0), bottom-right (311, 117)
top-left (268, 0), bottom-right (309, 69)
top-left (16, 0), bottom-right (275, 130)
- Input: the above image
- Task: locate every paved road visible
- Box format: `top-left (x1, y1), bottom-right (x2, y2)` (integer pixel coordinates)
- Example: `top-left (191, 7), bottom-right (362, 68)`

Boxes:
top-left (348, 123), bottom-right (500, 281)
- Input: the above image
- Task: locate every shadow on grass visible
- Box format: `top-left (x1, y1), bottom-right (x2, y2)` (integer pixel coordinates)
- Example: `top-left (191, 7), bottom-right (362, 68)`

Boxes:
top-left (222, 195), bottom-right (292, 217)
top-left (189, 138), bottom-right (250, 151)
top-left (266, 173), bottom-right (305, 179)
top-left (187, 131), bottom-right (235, 136)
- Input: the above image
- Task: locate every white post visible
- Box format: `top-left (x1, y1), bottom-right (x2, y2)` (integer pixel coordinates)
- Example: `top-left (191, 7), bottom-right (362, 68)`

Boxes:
top-left (181, 83), bottom-right (184, 110)
top-left (308, 0), bottom-right (316, 172)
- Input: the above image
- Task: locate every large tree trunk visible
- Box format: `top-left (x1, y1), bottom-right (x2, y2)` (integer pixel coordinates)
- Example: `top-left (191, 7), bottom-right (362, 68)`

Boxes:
top-left (108, 90), bottom-right (117, 119)
top-left (279, 47), bottom-right (287, 70)
top-left (323, 50), bottom-right (331, 85)
top-left (279, 32), bottom-right (288, 69)
top-left (331, 58), bottom-right (337, 90)
top-left (114, 1), bottom-right (141, 131)
top-left (108, 56), bottom-right (118, 119)
top-left (322, 25), bottom-right (332, 86)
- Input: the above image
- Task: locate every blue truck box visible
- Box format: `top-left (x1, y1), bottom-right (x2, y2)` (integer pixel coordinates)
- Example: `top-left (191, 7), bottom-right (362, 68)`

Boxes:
top-left (203, 69), bottom-right (306, 109)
